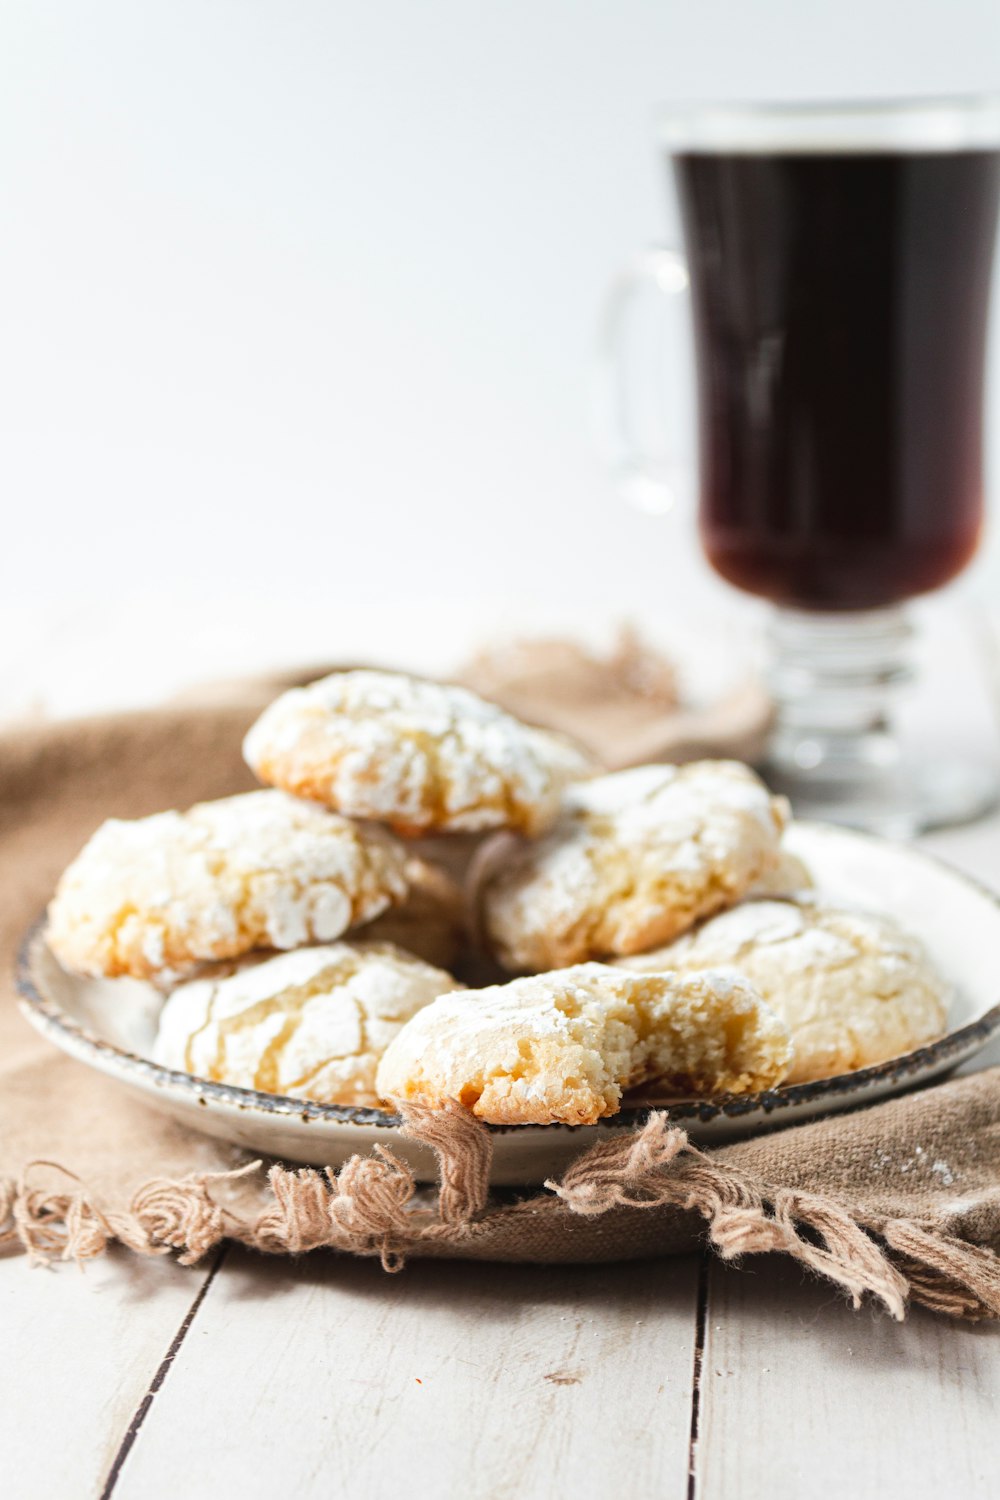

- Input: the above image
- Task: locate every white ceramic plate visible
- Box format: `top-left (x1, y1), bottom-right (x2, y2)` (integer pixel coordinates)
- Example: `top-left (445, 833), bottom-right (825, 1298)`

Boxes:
top-left (17, 822), bottom-right (1000, 1185)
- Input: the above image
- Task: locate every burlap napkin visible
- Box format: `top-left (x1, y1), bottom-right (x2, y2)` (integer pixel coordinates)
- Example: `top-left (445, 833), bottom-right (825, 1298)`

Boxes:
top-left (2, 678), bottom-right (999, 1321)
top-left (456, 628), bottom-right (773, 767)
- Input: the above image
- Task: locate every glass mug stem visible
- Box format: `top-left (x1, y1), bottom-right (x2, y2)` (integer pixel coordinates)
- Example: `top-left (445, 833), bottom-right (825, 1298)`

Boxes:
top-left (766, 606), bottom-right (913, 769)
top-left (764, 606), bottom-right (912, 817)
top-left (763, 603), bottom-right (998, 836)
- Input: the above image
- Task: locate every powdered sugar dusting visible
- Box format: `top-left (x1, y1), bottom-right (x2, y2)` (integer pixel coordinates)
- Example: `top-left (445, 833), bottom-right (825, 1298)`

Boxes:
top-left (625, 895), bottom-right (951, 1085)
top-left (48, 790), bottom-right (409, 981)
top-left (376, 961), bottom-right (790, 1124)
top-left (481, 761), bottom-right (788, 970)
top-left (244, 669), bottom-right (591, 835)
top-left (154, 939), bottom-right (461, 1105)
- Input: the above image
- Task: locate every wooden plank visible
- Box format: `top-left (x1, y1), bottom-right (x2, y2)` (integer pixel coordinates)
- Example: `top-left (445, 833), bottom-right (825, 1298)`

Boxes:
top-left (694, 1254), bottom-right (1000, 1500)
top-left (110, 1248), bottom-right (701, 1500)
top-left (0, 1250), bottom-right (215, 1500)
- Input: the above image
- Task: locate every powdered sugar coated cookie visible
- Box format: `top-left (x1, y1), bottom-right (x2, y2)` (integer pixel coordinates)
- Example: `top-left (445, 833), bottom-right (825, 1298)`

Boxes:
top-left (243, 669), bottom-right (591, 836)
top-left (375, 961), bottom-right (790, 1125)
top-left (622, 897), bottom-right (950, 1083)
top-left (48, 790), bottom-right (408, 982)
top-left (155, 941), bottom-right (462, 1105)
top-left (479, 761), bottom-right (788, 972)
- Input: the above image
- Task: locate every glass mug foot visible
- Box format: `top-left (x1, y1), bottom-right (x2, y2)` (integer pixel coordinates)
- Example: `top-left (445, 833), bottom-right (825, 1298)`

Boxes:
top-left (761, 607), bottom-right (1000, 838)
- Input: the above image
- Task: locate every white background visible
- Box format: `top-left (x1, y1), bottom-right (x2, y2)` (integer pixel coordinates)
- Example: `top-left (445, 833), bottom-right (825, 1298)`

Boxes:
top-left (3, 0), bottom-right (1000, 717)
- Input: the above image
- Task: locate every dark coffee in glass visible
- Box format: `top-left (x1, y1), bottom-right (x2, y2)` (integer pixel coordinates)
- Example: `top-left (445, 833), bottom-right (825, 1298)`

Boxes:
top-left (603, 100), bottom-right (1000, 832)
top-left (673, 149), bottom-right (1000, 611)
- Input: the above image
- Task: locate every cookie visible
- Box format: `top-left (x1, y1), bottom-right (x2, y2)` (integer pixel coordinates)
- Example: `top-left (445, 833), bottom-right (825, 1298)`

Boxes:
top-left (154, 941), bottom-right (462, 1106)
top-left (748, 846), bottom-right (813, 897)
top-left (243, 669), bottom-right (591, 836)
top-left (375, 962), bottom-right (790, 1125)
top-left (622, 897), bottom-right (950, 1083)
top-left (359, 856), bottom-right (467, 970)
top-left (478, 761), bottom-right (788, 972)
top-left (47, 790), bottom-right (408, 982)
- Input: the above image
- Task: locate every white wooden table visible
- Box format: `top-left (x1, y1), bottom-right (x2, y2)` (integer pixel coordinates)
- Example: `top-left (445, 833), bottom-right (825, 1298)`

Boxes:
top-left (4, 611), bottom-right (1000, 1500)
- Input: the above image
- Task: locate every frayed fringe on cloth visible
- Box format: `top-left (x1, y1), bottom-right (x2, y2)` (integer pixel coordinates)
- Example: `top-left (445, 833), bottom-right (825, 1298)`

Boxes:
top-left (2, 1105), bottom-right (999, 1322)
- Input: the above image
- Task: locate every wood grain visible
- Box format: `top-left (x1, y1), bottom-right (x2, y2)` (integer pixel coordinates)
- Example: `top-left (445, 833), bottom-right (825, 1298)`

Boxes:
top-left (0, 1249), bottom-right (212, 1500)
top-left (694, 1254), bottom-right (1000, 1500)
top-left (110, 1249), bottom-right (702, 1500)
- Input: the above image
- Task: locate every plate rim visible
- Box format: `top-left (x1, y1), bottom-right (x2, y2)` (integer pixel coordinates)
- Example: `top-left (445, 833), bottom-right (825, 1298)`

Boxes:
top-left (16, 820), bottom-right (1000, 1136)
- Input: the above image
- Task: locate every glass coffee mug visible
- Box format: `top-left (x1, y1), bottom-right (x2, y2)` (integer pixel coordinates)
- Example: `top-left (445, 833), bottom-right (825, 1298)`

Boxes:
top-left (600, 97), bottom-right (1000, 835)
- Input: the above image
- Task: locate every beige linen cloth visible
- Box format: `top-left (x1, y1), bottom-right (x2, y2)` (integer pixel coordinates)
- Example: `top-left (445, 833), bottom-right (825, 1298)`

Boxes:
top-left (2, 665), bottom-right (999, 1321)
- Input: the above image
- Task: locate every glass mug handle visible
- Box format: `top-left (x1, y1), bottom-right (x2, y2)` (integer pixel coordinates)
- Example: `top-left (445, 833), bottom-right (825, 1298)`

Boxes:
top-left (594, 244), bottom-right (696, 516)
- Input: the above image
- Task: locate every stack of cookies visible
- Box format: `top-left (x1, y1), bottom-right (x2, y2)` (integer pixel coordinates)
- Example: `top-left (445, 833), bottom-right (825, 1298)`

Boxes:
top-left (46, 669), bottom-right (950, 1127)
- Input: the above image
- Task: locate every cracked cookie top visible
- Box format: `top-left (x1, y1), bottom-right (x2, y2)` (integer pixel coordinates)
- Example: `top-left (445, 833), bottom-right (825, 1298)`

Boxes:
top-left (47, 790), bottom-right (409, 982)
top-left (478, 761), bottom-right (789, 972)
top-left (243, 669), bottom-right (591, 836)
top-left (623, 897), bottom-right (950, 1083)
top-left (154, 940), bottom-right (462, 1106)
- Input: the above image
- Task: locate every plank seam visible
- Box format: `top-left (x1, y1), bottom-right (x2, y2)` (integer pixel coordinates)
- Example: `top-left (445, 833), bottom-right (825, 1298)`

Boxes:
top-left (686, 1252), bottom-right (710, 1500)
top-left (98, 1246), bottom-right (228, 1499)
